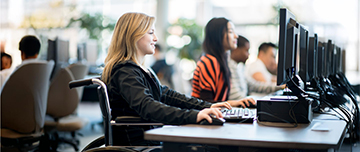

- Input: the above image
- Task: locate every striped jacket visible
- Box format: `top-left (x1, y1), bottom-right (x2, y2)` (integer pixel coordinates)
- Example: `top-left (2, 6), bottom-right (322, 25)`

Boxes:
top-left (191, 54), bottom-right (229, 102)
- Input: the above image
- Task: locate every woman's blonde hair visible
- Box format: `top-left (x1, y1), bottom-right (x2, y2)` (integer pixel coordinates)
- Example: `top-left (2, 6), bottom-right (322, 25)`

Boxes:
top-left (102, 12), bottom-right (155, 84)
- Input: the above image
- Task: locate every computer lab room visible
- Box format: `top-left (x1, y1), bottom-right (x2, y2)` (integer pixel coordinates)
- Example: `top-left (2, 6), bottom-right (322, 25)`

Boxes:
top-left (1, 0), bottom-right (360, 152)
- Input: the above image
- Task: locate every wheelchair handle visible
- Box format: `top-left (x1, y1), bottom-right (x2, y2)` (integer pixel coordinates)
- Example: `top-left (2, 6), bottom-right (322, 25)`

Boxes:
top-left (69, 78), bottom-right (94, 89)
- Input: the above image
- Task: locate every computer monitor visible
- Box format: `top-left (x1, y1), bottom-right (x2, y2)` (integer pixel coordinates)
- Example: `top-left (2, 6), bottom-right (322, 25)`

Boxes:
top-left (47, 38), bottom-right (70, 79)
top-left (334, 46), bottom-right (342, 73)
top-left (57, 39), bottom-right (70, 65)
top-left (317, 42), bottom-right (325, 77)
top-left (257, 8), bottom-right (313, 124)
top-left (308, 34), bottom-right (318, 79)
top-left (277, 8), bottom-right (299, 86)
top-left (325, 40), bottom-right (334, 76)
top-left (77, 43), bottom-right (86, 62)
top-left (298, 25), bottom-right (309, 83)
top-left (85, 40), bottom-right (98, 66)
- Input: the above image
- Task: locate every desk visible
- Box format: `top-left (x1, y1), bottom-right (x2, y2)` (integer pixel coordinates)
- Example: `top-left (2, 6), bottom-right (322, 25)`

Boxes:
top-left (144, 117), bottom-right (347, 151)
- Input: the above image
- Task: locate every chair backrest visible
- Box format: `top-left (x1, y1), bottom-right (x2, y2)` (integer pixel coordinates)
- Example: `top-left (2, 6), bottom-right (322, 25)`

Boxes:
top-left (47, 67), bottom-right (79, 118)
top-left (67, 63), bottom-right (89, 80)
top-left (1, 60), bottom-right (54, 134)
top-left (67, 63), bottom-right (89, 100)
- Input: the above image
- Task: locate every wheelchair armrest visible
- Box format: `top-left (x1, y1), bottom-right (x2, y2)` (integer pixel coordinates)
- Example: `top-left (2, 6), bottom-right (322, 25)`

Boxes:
top-left (113, 116), bottom-right (163, 126)
top-left (115, 116), bottom-right (145, 123)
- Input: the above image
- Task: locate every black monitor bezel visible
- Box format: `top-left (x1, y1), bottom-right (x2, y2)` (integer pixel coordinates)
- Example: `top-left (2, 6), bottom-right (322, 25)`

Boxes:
top-left (277, 8), bottom-right (299, 86)
top-left (298, 25), bottom-right (309, 83)
top-left (308, 34), bottom-right (318, 79)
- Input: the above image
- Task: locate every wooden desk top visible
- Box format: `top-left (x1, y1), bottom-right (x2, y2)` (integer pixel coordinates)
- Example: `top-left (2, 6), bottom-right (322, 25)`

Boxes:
top-left (144, 119), bottom-right (347, 150)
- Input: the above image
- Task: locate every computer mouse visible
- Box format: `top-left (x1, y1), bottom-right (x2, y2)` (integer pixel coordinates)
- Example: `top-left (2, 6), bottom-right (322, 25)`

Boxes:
top-left (199, 117), bottom-right (225, 125)
top-left (247, 102), bottom-right (257, 108)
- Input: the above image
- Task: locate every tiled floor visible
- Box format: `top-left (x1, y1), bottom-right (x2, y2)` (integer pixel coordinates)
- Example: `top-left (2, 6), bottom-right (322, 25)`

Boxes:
top-left (59, 101), bottom-right (360, 152)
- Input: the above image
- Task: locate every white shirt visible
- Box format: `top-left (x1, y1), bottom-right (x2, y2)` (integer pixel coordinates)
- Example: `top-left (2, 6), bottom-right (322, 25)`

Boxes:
top-left (0, 68), bottom-right (14, 89)
top-left (246, 58), bottom-right (273, 84)
top-left (228, 58), bottom-right (247, 100)
top-left (228, 58), bottom-right (283, 100)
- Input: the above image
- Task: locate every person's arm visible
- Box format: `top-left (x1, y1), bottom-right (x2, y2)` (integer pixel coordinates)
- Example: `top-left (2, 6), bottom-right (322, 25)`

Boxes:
top-left (114, 66), bottom-right (200, 125)
top-left (160, 85), bottom-right (232, 110)
top-left (252, 72), bottom-right (267, 83)
top-left (160, 85), bottom-right (212, 110)
top-left (114, 65), bottom-right (228, 125)
top-left (228, 60), bottom-right (247, 100)
top-left (247, 77), bottom-right (284, 94)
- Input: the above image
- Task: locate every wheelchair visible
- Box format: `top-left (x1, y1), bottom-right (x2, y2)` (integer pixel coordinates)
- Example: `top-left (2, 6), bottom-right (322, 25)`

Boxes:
top-left (69, 78), bottom-right (163, 152)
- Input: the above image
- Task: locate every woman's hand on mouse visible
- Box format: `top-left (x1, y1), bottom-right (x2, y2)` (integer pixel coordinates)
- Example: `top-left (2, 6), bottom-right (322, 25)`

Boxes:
top-left (196, 108), bottom-right (223, 123)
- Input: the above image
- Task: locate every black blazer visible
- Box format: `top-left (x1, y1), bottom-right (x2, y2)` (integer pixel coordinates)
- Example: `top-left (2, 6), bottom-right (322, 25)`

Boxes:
top-left (107, 60), bottom-right (212, 125)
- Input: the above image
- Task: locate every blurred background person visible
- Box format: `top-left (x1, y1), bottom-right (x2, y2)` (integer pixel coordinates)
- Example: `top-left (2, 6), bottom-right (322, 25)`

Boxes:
top-left (246, 42), bottom-right (278, 85)
top-left (1, 35), bottom-right (41, 89)
top-left (0, 52), bottom-right (13, 88)
top-left (151, 44), bottom-right (174, 89)
top-left (1, 52), bottom-right (12, 70)
top-left (228, 36), bottom-right (284, 100)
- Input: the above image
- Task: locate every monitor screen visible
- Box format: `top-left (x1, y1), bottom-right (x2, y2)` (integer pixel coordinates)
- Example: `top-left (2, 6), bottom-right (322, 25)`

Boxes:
top-left (308, 34), bottom-right (318, 79)
top-left (85, 40), bottom-right (98, 66)
top-left (277, 8), bottom-right (299, 86)
top-left (56, 38), bottom-right (70, 65)
top-left (47, 39), bottom-right (56, 63)
top-left (298, 25), bottom-right (309, 83)
top-left (322, 40), bottom-right (334, 77)
top-left (77, 43), bottom-right (86, 62)
top-left (334, 46), bottom-right (342, 73)
top-left (317, 43), bottom-right (325, 77)
top-left (47, 38), bottom-right (70, 80)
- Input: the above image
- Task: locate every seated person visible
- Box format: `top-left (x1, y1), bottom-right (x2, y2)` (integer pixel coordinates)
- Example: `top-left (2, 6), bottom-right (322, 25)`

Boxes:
top-left (1, 52), bottom-right (12, 70)
top-left (102, 12), bottom-right (234, 146)
top-left (17, 35), bottom-right (42, 66)
top-left (246, 42), bottom-right (278, 85)
top-left (1, 52), bottom-right (13, 88)
top-left (191, 17), bottom-right (255, 108)
top-left (228, 36), bottom-right (284, 100)
top-left (1, 35), bottom-right (41, 89)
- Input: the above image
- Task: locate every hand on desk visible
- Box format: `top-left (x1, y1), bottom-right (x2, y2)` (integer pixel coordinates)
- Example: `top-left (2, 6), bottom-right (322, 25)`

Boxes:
top-left (196, 108), bottom-right (223, 123)
top-left (227, 97), bottom-right (256, 108)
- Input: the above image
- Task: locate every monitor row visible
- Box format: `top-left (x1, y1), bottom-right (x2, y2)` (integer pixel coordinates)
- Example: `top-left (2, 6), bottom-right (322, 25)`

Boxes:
top-left (44, 38), bottom-right (99, 79)
top-left (277, 8), bottom-right (345, 90)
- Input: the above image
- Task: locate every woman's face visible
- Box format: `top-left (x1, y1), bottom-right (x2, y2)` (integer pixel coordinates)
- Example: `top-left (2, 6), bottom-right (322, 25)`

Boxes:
top-left (223, 22), bottom-right (238, 51)
top-left (137, 24), bottom-right (158, 57)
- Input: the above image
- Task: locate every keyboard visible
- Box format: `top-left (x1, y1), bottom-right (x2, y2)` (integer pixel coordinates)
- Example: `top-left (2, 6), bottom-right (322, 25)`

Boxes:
top-left (221, 107), bottom-right (256, 123)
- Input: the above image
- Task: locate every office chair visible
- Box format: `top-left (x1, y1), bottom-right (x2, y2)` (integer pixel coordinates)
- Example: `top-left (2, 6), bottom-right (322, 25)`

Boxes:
top-left (67, 63), bottom-right (89, 101)
top-left (44, 67), bottom-right (88, 151)
top-left (69, 78), bottom-right (163, 152)
top-left (0, 60), bottom-right (54, 152)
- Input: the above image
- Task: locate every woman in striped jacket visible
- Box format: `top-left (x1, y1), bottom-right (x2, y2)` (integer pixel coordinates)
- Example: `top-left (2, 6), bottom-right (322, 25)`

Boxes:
top-left (191, 17), bottom-right (255, 108)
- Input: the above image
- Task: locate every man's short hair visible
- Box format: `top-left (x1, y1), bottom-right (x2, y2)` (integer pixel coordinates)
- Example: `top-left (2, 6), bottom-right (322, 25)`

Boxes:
top-left (237, 35), bottom-right (249, 48)
top-left (19, 35), bottom-right (41, 57)
top-left (258, 42), bottom-right (277, 54)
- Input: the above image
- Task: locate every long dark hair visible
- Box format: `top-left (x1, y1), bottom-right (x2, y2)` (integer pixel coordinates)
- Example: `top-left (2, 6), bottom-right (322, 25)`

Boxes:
top-left (202, 17), bottom-right (231, 89)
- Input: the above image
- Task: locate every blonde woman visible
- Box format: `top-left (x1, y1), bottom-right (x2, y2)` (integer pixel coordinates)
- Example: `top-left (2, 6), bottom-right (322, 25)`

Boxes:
top-left (102, 12), bottom-right (232, 146)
